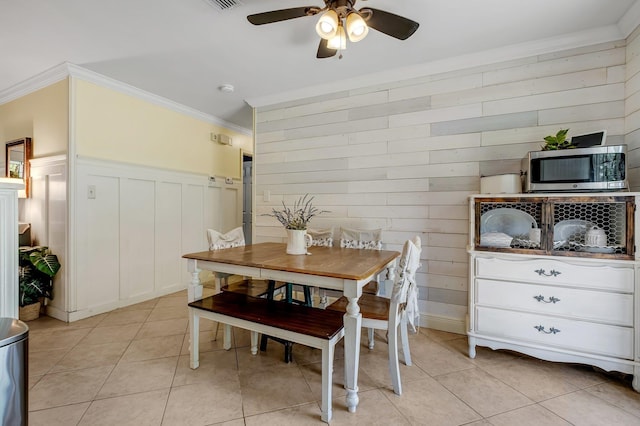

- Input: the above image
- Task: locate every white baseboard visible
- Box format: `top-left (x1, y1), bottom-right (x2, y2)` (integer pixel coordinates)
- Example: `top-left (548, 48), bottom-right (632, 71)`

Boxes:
top-left (45, 305), bottom-right (69, 322)
top-left (66, 283), bottom-right (187, 322)
top-left (419, 313), bottom-right (466, 335)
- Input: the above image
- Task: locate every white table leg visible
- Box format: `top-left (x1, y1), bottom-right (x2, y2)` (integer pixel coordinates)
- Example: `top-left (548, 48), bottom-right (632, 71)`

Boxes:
top-left (344, 295), bottom-right (362, 413)
top-left (187, 259), bottom-right (202, 303)
top-left (189, 308), bottom-right (200, 369)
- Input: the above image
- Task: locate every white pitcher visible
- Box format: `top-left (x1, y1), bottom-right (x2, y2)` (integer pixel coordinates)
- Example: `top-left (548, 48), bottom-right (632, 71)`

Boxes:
top-left (286, 229), bottom-right (312, 255)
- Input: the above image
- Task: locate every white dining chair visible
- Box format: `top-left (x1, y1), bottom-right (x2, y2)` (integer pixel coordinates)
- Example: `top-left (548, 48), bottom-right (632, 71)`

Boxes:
top-left (339, 227), bottom-right (385, 297)
top-left (317, 227), bottom-right (383, 310)
top-left (206, 226), bottom-right (246, 293)
top-left (206, 227), bottom-right (280, 345)
top-left (326, 236), bottom-right (421, 395)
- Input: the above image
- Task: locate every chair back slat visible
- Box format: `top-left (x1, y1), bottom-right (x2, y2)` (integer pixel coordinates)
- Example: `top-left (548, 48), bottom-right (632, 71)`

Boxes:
top-left (339, 227), bottom-right (382, 250)
top-left (308, 228), bottom-right (334, 247)
top-left (207, 226), bottom-right (245, 250)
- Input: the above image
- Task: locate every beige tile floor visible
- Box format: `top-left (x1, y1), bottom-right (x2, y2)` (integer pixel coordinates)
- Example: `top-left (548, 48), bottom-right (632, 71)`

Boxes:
top-left (25, 289), bottom-right (640, 426)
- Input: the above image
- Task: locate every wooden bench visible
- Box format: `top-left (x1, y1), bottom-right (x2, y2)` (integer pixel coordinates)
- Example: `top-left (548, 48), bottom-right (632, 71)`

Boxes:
top-left (188, 292), bottom-right (345, 423)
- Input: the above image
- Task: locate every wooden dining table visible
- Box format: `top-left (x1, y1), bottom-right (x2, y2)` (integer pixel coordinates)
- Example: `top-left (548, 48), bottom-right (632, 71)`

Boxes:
top-left (183, 242), bottom-right (400, 414)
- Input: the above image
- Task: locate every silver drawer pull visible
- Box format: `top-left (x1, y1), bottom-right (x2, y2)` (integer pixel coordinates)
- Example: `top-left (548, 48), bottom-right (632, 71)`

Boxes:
top-left (534, 269), bottom-right (561, 277)
top-left (534, 325), bottom-right (561, 334)
top-left (533, 295), bottom-right (560, 304)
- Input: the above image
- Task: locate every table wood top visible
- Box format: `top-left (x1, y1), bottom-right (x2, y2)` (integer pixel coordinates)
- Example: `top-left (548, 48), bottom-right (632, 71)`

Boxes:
top-left (183, 242), bottom-right (400, 280)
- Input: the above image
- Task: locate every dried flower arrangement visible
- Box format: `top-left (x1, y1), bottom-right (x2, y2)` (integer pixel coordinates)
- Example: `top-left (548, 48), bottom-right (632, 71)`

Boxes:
top-left (264, 194), bottom-right (327, 230)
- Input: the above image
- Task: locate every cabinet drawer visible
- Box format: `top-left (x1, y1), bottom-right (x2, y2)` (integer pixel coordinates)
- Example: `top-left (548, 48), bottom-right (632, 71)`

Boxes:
top-left (477, 279), bottom-right (633, 326)
top-left (475, 256), bottom-right (634, 292)
top-left (475, 306), bottom-right (634, 359)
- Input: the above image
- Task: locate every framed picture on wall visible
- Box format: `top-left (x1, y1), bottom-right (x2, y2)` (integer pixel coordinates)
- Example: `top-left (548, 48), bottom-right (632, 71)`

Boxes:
top-left (5, 137), bottom-right (32, 198)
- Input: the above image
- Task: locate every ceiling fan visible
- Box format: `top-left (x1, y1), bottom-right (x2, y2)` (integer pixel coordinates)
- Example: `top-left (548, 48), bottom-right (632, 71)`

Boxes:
top-left (247, 0), bottom-right (419, 59)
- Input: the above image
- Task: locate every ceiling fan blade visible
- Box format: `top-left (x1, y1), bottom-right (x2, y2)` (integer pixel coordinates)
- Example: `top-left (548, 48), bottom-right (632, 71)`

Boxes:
top-left (316, 39), bottom-right (337, 59)
top-left (363, 8), bottom-right (419, 40)
top-left (247, 7), bottom-right (318, 25)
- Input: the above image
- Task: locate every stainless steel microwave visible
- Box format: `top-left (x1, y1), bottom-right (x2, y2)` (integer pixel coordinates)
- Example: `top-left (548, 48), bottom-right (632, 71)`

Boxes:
top-left (522, 145), bottom-right (628, 192)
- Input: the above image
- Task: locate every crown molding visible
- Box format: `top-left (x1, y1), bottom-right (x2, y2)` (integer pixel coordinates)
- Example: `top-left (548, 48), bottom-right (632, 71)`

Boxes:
top-left (0, 62), bottom-right (252, 136)
top-left (246, 25), bottom-right (626, 109)
top-left (0, 63), bottom-right (69, 106)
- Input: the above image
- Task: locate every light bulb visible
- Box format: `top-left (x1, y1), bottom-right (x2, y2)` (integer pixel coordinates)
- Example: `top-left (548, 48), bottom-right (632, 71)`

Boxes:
top-left (315, 10), bottom-right (339, 40)
top-left (346, 12), bottom-right (368, 42)
top-left (327, 24), bottom-right (346, 50)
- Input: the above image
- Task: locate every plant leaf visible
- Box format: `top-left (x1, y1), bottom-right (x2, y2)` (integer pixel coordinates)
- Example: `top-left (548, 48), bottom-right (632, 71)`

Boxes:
top-left (30, 252), bottom-right (61, 277)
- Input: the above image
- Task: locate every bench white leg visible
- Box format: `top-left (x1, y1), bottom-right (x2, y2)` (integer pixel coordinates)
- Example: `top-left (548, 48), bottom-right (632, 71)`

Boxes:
top-left (223, 324), bottom-right (232, 350)
top-left (321, 342), bottom-right (335, 423)
top-left (189, 308), bottom-right (200, 369)
top-left (250, 331), bottom-right (259, 355)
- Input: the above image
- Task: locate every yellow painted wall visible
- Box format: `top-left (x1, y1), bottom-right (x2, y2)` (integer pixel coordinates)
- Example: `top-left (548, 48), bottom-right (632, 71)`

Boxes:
top-left (73, 79), bottom-right (252, 178)
top-left (0, 79), bottom-right (69, 157)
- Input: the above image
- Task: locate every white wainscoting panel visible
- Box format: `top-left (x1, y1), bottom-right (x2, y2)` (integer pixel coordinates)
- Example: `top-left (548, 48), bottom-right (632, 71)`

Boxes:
top-left (120, 178), bottom-right (156, 300)
top-left (76, 173), bottom-right (120, 314)
top-left (72, 157), bottom-right (241, 321)
top-left (156, 182), bottom-right (183, 294)
top-left (28, 156), bottom-right (68, 320)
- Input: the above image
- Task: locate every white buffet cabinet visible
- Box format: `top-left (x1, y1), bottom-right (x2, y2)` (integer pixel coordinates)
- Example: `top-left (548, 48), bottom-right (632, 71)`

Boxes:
top-left (468, 193), bottom-right (640, 391)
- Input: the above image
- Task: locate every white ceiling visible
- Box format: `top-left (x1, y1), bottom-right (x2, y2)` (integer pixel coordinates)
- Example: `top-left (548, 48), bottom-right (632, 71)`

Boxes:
top-left (1, 0), bottom-right (639, 132)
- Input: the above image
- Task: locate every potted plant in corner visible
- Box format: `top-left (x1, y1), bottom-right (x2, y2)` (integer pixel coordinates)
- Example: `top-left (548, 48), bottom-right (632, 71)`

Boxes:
top-left (18, 246), bottom-right (61, 321)
top-left (264, 194), bottom-right (327, 255)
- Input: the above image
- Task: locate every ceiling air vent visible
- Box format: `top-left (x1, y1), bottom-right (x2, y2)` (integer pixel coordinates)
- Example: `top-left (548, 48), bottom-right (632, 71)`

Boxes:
top-left (202, 0), bottom-right (242, 11)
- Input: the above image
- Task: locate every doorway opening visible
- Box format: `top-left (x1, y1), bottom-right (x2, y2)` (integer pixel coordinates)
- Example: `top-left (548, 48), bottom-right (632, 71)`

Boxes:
top-left (242, 154), bottom-right (253, 244)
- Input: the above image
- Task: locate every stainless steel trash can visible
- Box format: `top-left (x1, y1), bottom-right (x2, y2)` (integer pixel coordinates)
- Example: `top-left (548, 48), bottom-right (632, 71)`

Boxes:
top-left (0, 318), bottom-right (28, 426)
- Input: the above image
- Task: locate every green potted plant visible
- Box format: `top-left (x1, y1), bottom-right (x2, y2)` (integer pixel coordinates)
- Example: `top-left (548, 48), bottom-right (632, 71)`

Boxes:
top-left (541, 129), bottom-right (575, 150)
top-left (18, 246), bottom-right (61, 321)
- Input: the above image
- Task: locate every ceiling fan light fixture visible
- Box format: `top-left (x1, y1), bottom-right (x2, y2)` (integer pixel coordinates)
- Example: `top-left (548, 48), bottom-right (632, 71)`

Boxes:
top-left (315, 9), bottom-right (339, 39)
top-left (327, 23), bottom-right (346, 50)
top-left (346, 12), bottom-right (368, 42)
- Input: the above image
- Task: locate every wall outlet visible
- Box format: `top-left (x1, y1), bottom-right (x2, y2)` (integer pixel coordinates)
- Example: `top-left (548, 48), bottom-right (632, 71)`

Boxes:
top-left (208, 176), bottom-right (216, 187)
top-left (87, 185), bottom-right (96, 199)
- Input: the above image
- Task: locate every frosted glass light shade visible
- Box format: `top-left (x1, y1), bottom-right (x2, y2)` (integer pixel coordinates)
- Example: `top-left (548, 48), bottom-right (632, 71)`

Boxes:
top-left (327, 25), bottom-right (347, 50)
top-left (346, 12), bottom-right (368, 42)
top-left (316, 10), bottom-right (339, 40)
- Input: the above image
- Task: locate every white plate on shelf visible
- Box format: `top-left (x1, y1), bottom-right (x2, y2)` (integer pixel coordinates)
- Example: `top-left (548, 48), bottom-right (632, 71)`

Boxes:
top-left (573, 243), bottom-right (617, 254)
top-left (480, 232), bottom-right (513, 247)
top-left (554, 219), bottom-right (593, 242)
top-left (480, 208), bottom-right (537, 237)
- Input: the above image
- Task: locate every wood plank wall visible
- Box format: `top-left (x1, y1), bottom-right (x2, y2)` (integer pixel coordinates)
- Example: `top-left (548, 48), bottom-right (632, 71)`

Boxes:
top-left (627, 25), bottom-right (640, 189)
top-left (254, 39), bottom-right (635, 333)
